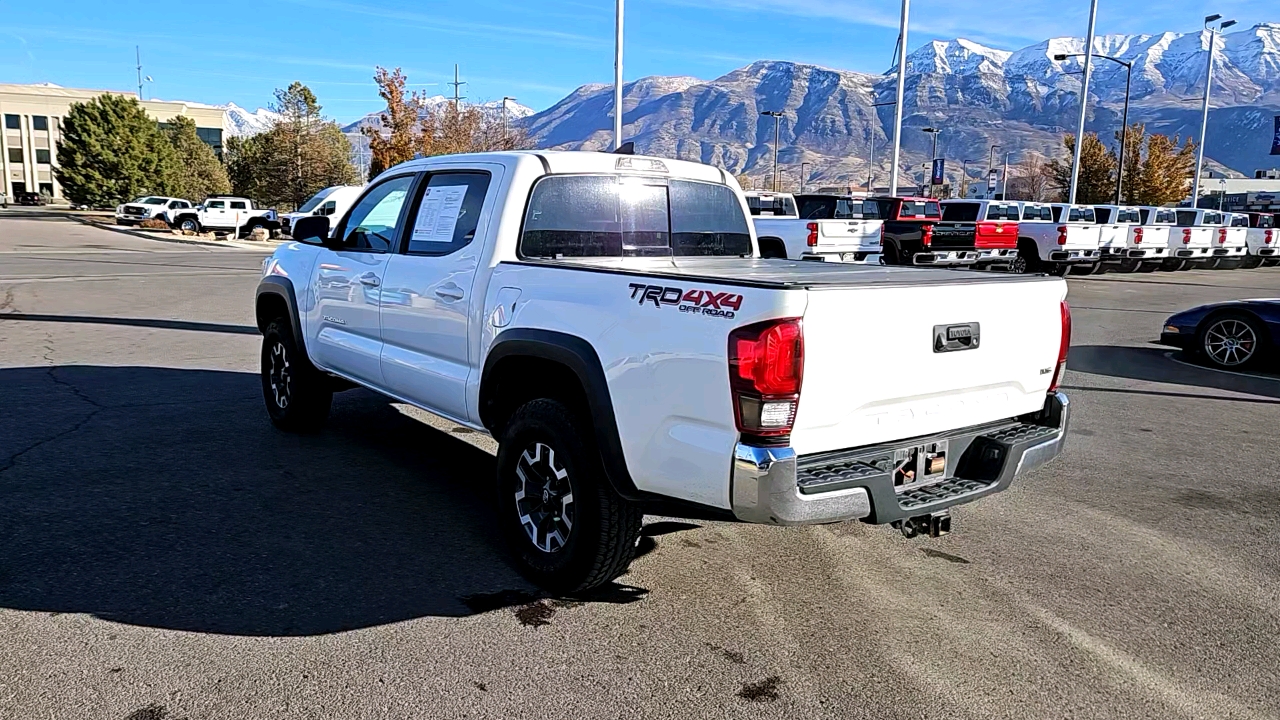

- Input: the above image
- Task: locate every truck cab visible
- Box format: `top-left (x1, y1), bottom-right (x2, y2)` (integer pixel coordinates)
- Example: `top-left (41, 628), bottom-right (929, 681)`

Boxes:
top-left (874, 196), bottom-right (978, 267)
top-left (939, 200), bottom-right (1019, 269)
top-left (282, 185), bottom-right (364, 237)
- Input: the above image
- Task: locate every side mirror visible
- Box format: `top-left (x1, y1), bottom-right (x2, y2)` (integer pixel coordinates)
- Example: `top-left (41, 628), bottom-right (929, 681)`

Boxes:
top-left (293, 215), bottom-right (339, 248)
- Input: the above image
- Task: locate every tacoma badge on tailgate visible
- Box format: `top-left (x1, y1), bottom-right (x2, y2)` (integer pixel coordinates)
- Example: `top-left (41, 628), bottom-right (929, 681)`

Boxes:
top-left (933, 322), bottom-right (980, 352)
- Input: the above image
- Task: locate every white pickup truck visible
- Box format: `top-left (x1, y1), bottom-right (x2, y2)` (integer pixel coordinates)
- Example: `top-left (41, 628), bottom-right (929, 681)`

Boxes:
top-left (173, 196), bottom-right (281, 237)
top-left (255, 150), bottom-right (1071, 592)
top-left (1013, 202), bottom-right (1101, 275)
top-left (1093, 205), bottom-right (1166, 272)
top-left (748, 191), bottom-right (884, 263)
top-left (114, 196), bottom-right (195, 226)
top-left (1169, 209), bottom-right (1219, 269)
top-left (1208, 212), bottom-right (1250, 268)
top-left (1241, 212), bottom-right (1277, 268)
top-left (281, 185), bottom-right (364, 237)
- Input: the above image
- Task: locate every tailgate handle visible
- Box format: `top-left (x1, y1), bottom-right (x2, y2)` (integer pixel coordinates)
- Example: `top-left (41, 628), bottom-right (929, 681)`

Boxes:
top-left (934, 323), bottom-right (980, 353)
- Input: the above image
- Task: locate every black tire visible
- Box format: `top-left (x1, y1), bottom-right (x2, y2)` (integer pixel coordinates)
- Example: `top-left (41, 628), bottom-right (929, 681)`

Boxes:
top-left (178, 217), bottom-right (200, 233)
top-left (1068, 263), bottom-right (1100, 276)
top-left (1011, 241), bottom-right (1038, 274)
top-left (1203, 258), bottom-right (1221, 270)
top-left (496, 398), bottom-right (642, 593)
top-left (242, 221), bottom-right (266, 239)
top-left (1117, 258), bottom-right (1142, 273)
top-left (1195, 311), bottom-right (1267, 370)
top-left (1136, 261), bottom-right (1158, 273)
top-left (260, 318), bottom-right (332, 432)
top-left (883, 242), bottom-right (904, 266)
top-left (1264, 259), bottom-right (1280, 268)
top-left (1241, 256), bottom-right (1264, 269)
top-left (1049, 263), bottom-right (1070, 276)
top-left (1176, 260), bottom-right (1192, 271)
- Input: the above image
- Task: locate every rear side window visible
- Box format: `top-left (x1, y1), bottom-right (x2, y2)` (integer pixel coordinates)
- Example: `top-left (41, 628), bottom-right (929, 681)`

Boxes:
top-left (230, 201), bottom-right (247, 210)
top-left (941, 203), bottom-right (979, 222)
top-left (406, 171), bottom-right (491, 255)
top-left (520, 175), bottom-right (750, 258)
top-left (747, 194), bottom-right (796, 217)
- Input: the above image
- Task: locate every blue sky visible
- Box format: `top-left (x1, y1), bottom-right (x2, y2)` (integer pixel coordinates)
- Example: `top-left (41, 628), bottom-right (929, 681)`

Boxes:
top-left (0, 0), bottom-right (1272, 123)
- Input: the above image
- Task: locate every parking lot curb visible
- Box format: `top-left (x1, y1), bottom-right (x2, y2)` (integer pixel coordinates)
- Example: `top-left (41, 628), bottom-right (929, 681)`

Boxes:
top-left (65, 214), bottom-right (283, 250)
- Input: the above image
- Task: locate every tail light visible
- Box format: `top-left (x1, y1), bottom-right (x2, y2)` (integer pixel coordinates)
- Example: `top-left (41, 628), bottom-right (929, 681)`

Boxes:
top-left (1183, 228), bottom-right (1192, 244)
top-left (1219, 228), bottom-right (1227, 244)
top-left (1266, 230), bottom-right (1274, 244)
top-left (728, 318), bottom-right (804, 439)
top-left (922, 224), bottom-right (934, 247)
top-left (1133, 227), bottom-right (1143, 244)
top-left (1049, 301), bottom-right (1071, 393)
top-left (1056, 226), bottom-right (1068, 245)
top-left (806, 222), bottom-right (818, 247)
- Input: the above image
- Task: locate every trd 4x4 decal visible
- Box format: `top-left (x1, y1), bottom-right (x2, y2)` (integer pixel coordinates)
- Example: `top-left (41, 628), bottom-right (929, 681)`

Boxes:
top-left (627, 283), bottom-right (743, 319)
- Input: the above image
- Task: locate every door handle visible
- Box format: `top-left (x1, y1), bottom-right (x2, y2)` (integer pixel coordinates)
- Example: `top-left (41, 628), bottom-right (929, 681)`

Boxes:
top-left (435, 283), bottom-right (464, 301)
top-left (358, 272), bottom-right (381, 287)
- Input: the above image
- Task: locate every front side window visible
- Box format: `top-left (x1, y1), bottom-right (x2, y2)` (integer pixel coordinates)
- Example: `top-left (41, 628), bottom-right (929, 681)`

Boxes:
top-left (341, 175), bottom-right (414, 252)
top-left (318, 201), bottom-right (337, 216)
top-left (140, 196), bottom-right (167, 205)
top-left (297, 192), bottom-right (329, 214)
top-left (406, 171), bottom-right (491, 255)
top-left (941, 203), bottom-right (979, 222)
top-left (206, 200), bottom-right (225, 209)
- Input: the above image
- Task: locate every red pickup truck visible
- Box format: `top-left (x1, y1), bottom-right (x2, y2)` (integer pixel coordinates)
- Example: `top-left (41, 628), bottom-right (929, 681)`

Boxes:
top-left (872, 196), bottom-right (980, 267)
top-left (940, 200), bottom-right (1020, 270)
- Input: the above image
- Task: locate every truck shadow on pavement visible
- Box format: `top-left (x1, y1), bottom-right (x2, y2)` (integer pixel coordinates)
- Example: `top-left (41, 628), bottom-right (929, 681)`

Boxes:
top-left (0, 365), bottom-right (646, 636)
top-left (1067, 345), bottom-right (1280, 401)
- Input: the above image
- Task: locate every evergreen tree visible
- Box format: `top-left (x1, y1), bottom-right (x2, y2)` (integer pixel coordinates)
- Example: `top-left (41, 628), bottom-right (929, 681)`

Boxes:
top-left (1134, 133), bottom-right (1196, 207)
top-left (55, 94), bottom-right (177, 206)
top-left (162, 116), bottom-right (230, 202)
top-left (1046, 133), bottom-right (1116, 204)
top-left (1117, 123), bottom-right (1146, 206)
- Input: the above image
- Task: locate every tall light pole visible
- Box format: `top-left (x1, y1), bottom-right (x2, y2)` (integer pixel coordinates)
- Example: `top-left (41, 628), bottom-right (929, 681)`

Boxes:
top-left (986, 144), bottom-right (1000, 199)
top-left (760, 110), bottom-right (783, 192)
top-left (1067, 0), bottom-right (1100, 205)
top-left (800, 161), bottom-right (811, 193)
top-left (501, 96), bottom-right (517, 148)
top-left (921, 127), bottom-right (940, 197)
top-left (1192, 14), bottom-right (1237, 206)
top-left (888, 0), bottom-right (910, 196)
top-left (1057, 52), bottom-right (1133, 204)
top-left (613, 0), bottom-right (624, 150)
top-left (1002, 151), bottom-right (1012, 200)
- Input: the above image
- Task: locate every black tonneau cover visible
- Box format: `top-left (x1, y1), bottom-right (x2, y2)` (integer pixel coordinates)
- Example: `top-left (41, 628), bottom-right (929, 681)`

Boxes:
top-left (508, 257), bottom-right (1056, 290)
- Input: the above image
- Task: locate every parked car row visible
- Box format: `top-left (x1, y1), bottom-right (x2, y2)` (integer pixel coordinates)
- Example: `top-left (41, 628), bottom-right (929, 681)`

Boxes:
top-left (256, 150), bottom-right (1072, 592)
top-left (744, 190), bottom-right (1279, 276)
top-left (115, 195), bottom-right (282, 237)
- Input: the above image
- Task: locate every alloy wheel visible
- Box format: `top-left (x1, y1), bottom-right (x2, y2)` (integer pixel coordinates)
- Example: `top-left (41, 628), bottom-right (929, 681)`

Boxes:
top-left (268, 341), bottom-right (292, 408)
top-left (514, 442), bottom-right (575, 553)
top-left (1203, 318), bottom-right (1257, 367)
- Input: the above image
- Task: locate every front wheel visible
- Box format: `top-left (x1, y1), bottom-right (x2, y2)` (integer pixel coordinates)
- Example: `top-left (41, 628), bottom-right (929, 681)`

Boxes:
top-left (496, 398), bottom-right (642, 593)
top-left (1197, 312), bottom-right (1266, 370)
top-left (261, 318), bottom-right (332, 432)
top-left (179, 218), bottom-right (200, 233)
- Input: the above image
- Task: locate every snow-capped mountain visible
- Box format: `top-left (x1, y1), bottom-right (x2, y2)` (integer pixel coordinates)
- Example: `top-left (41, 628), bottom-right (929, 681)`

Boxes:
top-left (341, 95), bottom-right (535, 134)
top-left (518, 23), bottom-right (1280, 186)
top-left (222, 103), bottom-right (280, 137)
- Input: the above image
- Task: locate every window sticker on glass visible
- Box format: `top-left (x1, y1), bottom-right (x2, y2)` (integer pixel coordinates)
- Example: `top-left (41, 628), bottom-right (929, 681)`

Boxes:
top-left (413, 185), bottom-right (469, 243)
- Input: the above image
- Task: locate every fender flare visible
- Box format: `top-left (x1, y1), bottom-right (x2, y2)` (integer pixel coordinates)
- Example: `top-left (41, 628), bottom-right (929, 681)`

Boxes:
top-left (481, 328), bottom-right (642, 500)
top-left (255, 276), bottom-right (308, 358)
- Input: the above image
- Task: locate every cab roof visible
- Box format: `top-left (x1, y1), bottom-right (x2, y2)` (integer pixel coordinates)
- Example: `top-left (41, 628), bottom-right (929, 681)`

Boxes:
top-left (388, 149), bottom-right (730, 185)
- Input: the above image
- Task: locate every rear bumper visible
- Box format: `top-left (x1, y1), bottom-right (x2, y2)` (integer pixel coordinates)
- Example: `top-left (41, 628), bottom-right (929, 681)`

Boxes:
top-left (914, 250), bottom-right (979, 266)
top-left (975, 248), bottom-right (1016, 263)
top-left (730, 392), bottom-right (1070, 526)
top-left (1047, 249), bottom-right (1098, 263)
top-left (802, 251), bottom-right (883, 265)
top-left (1254, 247), bottom-right (1277, 257)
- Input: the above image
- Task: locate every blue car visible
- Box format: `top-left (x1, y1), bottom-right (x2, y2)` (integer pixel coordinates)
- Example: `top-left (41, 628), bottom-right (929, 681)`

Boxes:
top-left (1160, 299), bottom-right (1280, 370)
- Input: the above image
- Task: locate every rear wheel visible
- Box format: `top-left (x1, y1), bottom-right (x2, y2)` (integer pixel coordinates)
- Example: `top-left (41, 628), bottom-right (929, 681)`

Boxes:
top-left (1196, 312), bottom-right (1266, 370)
top-left (1241, 256), bottom-right (1264, 269)
top-left (1203, 258), bottom-right (1221, 270)
top-left (261, 318), bottom-right (332, 432)
top-left (1136, 261), bottom-right (1158, 273)
top-left (496, 399), bottom-right (642, 593)
top-left (1049, 263), bottom-right (1070, 276)
top-left (179, 217), bottom-right (200, 233)
top-left (1117, 258), bottom-right (1142, 273)
top-left (1011, 241), bottom-right (1039, 274)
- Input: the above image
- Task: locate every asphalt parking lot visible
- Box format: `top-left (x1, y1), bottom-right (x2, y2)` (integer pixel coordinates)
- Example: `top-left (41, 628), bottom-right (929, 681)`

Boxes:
top-left (2, 212), bottom-right (1279, 720)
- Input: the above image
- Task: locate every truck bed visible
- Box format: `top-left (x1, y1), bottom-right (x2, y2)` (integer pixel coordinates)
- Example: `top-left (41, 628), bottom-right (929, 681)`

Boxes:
top-left (511, 257), bottom-right (1058, 290)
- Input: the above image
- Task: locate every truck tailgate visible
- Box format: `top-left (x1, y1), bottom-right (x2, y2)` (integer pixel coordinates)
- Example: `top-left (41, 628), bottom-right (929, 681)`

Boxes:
top-left (975, 221), bottom-right (1017, 249)
top-left (1063, 224), bottom-right (1101, 250)
top-left (929, 222), bottom-right (978, 250)
top-left (817, 220), bottom-right (882, 251)
top-left (791, 276), bottom-right (1066, 456)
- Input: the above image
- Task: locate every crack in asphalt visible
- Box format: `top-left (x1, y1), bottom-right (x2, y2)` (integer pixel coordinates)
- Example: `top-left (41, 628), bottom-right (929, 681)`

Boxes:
top-left (0, 332), bottom-right (102, 476)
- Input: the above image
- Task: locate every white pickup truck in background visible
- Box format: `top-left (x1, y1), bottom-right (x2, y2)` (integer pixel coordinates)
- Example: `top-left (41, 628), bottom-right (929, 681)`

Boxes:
top-left (173, 196), bottom-right (281, 237)
top-left (256, 150), bottom-right (1071, 592)
top-left (750, 192), bottom-right (884, 263)
top-left (1170, 209), bottom-right (1219, 270)
top-left (1242, 212), bottom-right (1277, 268)
top-left (1013, 202), bottom-right (1101, 275)
top-left (1210, 212), bottom-right (1249, 268)
top-left (1093, 205), bottom-right (1160, 273)
top-left (281, 185), bottom-right (363, 237)
top-left (114, 196), bottom-right (194, 226)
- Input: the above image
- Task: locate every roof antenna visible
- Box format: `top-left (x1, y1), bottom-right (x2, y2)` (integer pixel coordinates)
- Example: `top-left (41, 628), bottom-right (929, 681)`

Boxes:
top-left (613, 141), bottom-right (635, 155)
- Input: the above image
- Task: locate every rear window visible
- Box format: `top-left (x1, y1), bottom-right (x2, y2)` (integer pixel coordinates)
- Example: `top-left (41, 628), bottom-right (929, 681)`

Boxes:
top-left (1230, 215), bottom-right (1248, 227)
top-left (941, 203), bottom-right (979, 222)
top-left (1021, 205), bottom-right (1053, 221)
top-left (1257, 215), bottom-right (1276, 229)
top-left (1155, 209), bottom-right (1175, 224)
top-left (1071, 207), bottom-right (1095, 222)
top-left (1117, 209), bottom-right (1141, 223)
top-left (984, 204), bottom-right (1019, 221)
top-left (898, 200), bottom-right (940, 219)
top-left (797, 195), bottom-right (879, 220)
top-left (1203, 211), bottom-right (1223, 225)
top-left (520, 175), bottom-right (751, 258)
top-left (747, 194), bottom-right (797, 217)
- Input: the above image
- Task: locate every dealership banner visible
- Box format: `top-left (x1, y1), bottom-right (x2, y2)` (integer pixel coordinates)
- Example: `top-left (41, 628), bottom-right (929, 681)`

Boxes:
top-left (1272, 115), bottom-right (1280, 155)
top-left (931, 158), bottom-right (946, 185)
